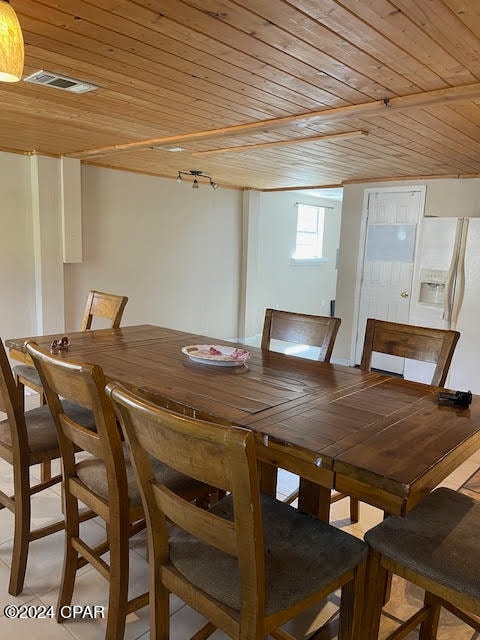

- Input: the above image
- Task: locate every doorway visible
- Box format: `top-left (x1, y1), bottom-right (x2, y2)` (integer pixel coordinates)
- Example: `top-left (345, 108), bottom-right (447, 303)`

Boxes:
top-left (353, 186), bottom-right (425, 374)
top-left (241, 188), bottom-right (343, 347)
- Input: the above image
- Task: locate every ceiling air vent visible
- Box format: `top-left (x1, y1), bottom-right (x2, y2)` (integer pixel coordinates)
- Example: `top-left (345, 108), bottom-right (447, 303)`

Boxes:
top-left (23, 70), bottom-right (99, 94)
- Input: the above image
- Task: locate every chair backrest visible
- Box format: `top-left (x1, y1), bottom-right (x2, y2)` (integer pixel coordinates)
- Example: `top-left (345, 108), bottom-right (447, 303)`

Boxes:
top-left (0, 339), bottom-right (28, 462)
top-left (80, 290), bottom-right (128, 331)
top-left (360, 318), bottom-right (460, 387)
top-left (261, 308), bottom-right (341, 362)
top-left (25, 341), bottom-right (128, 509)
top-left (107, 381), bottom-right (265, 637)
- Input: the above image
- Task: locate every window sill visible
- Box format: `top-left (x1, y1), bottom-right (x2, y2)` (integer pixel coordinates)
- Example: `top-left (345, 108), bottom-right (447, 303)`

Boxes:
top-left (290, 257), bottom-right (328, 266)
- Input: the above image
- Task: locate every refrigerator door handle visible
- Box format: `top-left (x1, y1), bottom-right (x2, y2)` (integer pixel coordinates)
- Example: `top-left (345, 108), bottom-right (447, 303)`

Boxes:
top-left (451, 218), bottom-right (469, 330)
top-left (443, 218), bottom-right (463, 327)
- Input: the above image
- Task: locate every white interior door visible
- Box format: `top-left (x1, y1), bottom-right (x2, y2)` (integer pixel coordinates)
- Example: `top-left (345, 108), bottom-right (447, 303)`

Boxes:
top-left (354, 189), bottom-right (424, 373)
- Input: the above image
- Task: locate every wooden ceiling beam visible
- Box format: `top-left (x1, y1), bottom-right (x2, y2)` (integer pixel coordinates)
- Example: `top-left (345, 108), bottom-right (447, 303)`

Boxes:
top-left (260, 183), bottom-right (344, 192)
top-left (262, 172), bottom-right (480, 193)
top-left (191, 130), bottom-right (367, 156)
top-left (66, 82), bottom-right (480, 159)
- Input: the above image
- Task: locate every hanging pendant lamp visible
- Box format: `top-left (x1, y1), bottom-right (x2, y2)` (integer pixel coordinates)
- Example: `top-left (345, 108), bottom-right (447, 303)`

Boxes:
top-left (0, 1), bottom-right (24, 82)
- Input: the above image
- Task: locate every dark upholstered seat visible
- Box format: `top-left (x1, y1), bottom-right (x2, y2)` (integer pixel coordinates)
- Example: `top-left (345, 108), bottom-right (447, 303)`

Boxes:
top-left (11, 363), bottom-right (41, 390)
top-left (170, 492), bottom-right (367, 616)
top-left (364, 487), bottom-right (480, 639)
top-left (0, 400), bottom-right (93, 456)
top-left (366, 488), bottom-right (480, 601)
top-left (76, 442), bottom-right (202, 509)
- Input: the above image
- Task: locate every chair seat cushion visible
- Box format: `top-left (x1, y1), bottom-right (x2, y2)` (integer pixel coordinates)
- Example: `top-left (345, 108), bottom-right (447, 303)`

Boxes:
top-left (365, 487), bottom-right (480, 601)
top-left (12, 364), bottom-right (42, 389)
top-left (169, 493), bottom-right (367, 616)
top-left (76, 442), bottom-right (205, 508)
top-left (0, 401), bottom-right (95, 455)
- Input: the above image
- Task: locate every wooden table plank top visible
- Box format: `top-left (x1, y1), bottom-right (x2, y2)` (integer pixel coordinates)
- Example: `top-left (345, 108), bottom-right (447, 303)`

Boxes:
top-left (6, 324), bottom-right (187, 362)
top-left (7, 326), bottom-right (375, 419)
top-left (6, 324), bottom-right (480, 516)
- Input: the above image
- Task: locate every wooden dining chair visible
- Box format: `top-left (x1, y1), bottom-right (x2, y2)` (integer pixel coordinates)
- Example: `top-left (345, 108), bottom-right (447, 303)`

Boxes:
top-left (360, 318), bottom-right (460, 387)
top-left (80, 289), bottom-right (129, 331)
top-left (338, 318), bottom-right (462, 523)
top-left (364, 487), bottom-right (480, 639)
top-left (13, 289), bottom-right (128, 408)
top-left (13, 290), bottom-right (128, 483)
top-left (261, 308), bottom-right (341, 361)
top-left (261, 309), bottom-right (348, 518)
top-left (107, 381), bottom-right (368, 640)
top-left (26, 341), bottom-right (212, 640)
top-left (0, 338), bottom-right (94, 596)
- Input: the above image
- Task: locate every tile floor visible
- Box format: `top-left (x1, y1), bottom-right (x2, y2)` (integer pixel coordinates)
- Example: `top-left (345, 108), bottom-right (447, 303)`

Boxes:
top-left (1, 394), bottom-right (479, 640)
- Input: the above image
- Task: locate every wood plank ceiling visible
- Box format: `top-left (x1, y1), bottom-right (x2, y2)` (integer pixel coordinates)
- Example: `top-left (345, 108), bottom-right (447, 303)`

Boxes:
top-left (4, 0), bottom-right (480, 190)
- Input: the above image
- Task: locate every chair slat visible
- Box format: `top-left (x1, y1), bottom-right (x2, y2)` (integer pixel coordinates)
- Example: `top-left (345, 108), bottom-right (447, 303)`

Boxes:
top-left (81, 290), bottom-right (128, 330)
top-left (360, 318), bottom-right (460, 387)
top-left (153, 483), bottom-right (237, 556)
top-left (261, 308), bottom-right (341, 362)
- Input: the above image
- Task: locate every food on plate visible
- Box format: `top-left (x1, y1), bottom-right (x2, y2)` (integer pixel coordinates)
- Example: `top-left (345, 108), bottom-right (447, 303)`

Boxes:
top-left (231, 348), bottom-right (250, 360)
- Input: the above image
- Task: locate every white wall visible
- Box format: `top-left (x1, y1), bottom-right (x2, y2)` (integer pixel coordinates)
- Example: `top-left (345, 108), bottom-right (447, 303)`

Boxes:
top-left (244, 190), bottom-right (342, 340)
top-left (4, 148), bottom-right (479, 362)
top-left (335, 178), bottom-right (480, 361)
top-left (31, 155), bottom-right (65, 334)
top-left (0, 153), bottom-right (36, 342)
top-left (64, 166), bottom-right (243, 339)
top-left (65, 172), bottom-right (342, 344)
top-left (3, 152), bottom-right (343, 350)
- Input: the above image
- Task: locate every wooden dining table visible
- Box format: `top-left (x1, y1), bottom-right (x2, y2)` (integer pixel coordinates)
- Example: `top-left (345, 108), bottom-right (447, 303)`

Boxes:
top-left (6, 324), bottom-right (480, 521)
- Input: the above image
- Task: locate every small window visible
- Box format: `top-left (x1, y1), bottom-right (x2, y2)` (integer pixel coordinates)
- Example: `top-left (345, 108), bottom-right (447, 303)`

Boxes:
top-left (293, 204), bottom-right (326, 261)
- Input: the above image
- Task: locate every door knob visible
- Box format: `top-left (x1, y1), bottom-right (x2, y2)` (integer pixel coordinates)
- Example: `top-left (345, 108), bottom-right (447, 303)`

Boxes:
top-left (400, 291), bottom-right (409, 298)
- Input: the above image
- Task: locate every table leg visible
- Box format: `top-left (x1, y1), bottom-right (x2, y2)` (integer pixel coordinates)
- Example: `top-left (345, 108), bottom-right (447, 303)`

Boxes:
top-left (298, 477), bottom-right (332, 522)
top-left (258, 461), bottom-right (277, 497)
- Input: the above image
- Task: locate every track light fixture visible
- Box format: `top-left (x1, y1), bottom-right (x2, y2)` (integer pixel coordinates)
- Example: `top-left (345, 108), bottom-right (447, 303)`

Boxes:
top-left (176, 170), bottom-right (218, 190)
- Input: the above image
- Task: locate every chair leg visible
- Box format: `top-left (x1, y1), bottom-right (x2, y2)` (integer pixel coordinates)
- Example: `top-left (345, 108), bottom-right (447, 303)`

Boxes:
top-left (40, 460), bottom-right (52, 482)
top-left (149, 532), bottom-right (169, 640)
top-left (8, 471), bottom-right (31, 596)
top-left (338, 558), bottom-right (367, 640)
top-left (16, 377), bottom-right (25, 414)
top-left (57, 492), bottom-right (80, 622)
top-left (104, 515), bottom-right (130, 640)
top-left (360, 550), bottom-right (388, 640)
top-left (349, 497), bottom-right (359, 523)
top-left (39, 381), bottom-right (51, 487)
top-left (418, 592), bottom-right (442, 640)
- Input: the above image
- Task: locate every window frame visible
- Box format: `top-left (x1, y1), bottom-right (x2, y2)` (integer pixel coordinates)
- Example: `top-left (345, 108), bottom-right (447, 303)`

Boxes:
top-left (291, 203), bottom-right (328, 265)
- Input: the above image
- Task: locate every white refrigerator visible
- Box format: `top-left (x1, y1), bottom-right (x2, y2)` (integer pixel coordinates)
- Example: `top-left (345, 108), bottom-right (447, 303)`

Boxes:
top-left (406, 217), bottom-right (480, 392)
